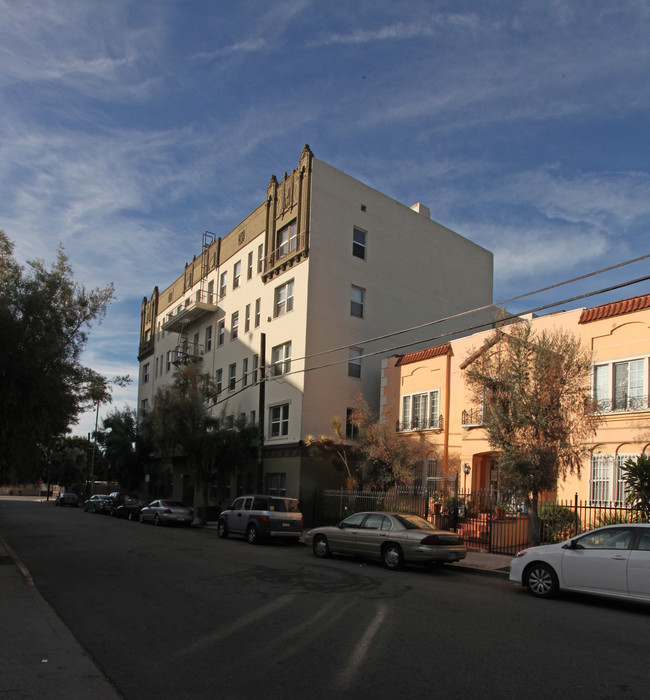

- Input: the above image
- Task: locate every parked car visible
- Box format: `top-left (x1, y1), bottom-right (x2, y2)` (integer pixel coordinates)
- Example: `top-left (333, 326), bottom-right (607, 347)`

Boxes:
top-left (139, 500), bottom-right (194, 526)
top-left (302, 511), bottom-right (467, 570)
top-left (83, 494), bottom-right (111, 513)
top-left (217, 494), bottom-right (303, 544)
top-left (115, 497), bottom-right (145, 521)
top-left (105, 491), bottom-right (137, 516)
top-left (510, 523), bottom-right (650, 602)
top-left (55, 492), bottom-right (79, 507)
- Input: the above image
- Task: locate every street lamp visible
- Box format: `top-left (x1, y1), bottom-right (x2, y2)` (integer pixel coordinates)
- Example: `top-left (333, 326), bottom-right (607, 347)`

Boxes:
top-left (462, 463), bottom-right (471, 491)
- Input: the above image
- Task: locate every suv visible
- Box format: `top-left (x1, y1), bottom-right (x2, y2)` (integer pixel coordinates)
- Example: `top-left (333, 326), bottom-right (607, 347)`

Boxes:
top-left (217, 494), bottom-right (303, 544)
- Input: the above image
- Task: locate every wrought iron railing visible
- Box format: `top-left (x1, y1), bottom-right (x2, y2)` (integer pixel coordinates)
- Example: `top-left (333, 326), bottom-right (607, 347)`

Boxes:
top-left (264, 232), bottom-right (307, 271)
top-left (461, 407), bottom-right (484, 426)
top-left (595, 395), bottom-right (649, 413)
top-left (396, 415), bottom-right (444, 432)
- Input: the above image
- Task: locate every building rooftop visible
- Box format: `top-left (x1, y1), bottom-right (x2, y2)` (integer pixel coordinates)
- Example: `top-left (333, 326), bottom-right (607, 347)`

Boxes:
top-left (395, 343), bottom-right (451, 366)
top-left (579, 292), bottom-right (650, 324)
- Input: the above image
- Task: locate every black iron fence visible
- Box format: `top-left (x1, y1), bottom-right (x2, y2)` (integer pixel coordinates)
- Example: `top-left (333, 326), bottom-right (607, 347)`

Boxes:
top-left (312, 487), bottom-right (647, 556)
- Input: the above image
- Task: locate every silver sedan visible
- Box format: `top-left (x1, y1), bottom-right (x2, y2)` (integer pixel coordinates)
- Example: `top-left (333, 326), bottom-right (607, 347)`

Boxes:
top-left (302, 511), bottom-right (467, 570)
top-left (139, 500), bottom-right (194, 527)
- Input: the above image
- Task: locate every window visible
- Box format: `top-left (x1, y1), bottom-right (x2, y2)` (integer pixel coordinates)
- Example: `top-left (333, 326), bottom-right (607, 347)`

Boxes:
top-left (215, 368), bottom-right (223, 394)
top-left (267, 473), bottom-right (286, 496)
top-left (231, 311), bottom-right (239, 340)
top-left (207, 280), bottom-right (214, 304)
top-left (217, 319), bottom-right (225, 346)
top-left (249, 410), bottom-right (256, 426)
top-left (414, 459), bottom-right (440, 490)
top-left (166, 351), bottom-right (172, 372)
top-left (274, 280), bottom-right (294, 317)
top-left (255, 298), bottom-right (261, 328)
top-left (269, 404), bottom-right (289, 438)
top-left (228, 363), bottom-right (237, 391)
top-left (219, 271), bottom-right (227, 298)
top-left (140, 398), bottom-right (149, 414)
top-left (233, 261), bottom-right (241, 289)
top-left (346, 408), bottom-right (359, 439)
top-left (242, 358), bottom-right (248, 387)
top-left (401, 391), bottom-right (441, 431)
top-left (271, 342), bottom-right (291, 376)
top-left (154, 356), bottom-right (159, 379)
top-left (252, 354), bottom-right (259, 384)
top-left (257, 244), bottom-right (264, 273)
top-left (205, 325), bottom-right (212, 352)
top-left (351, 285), bottom-right (365, 318)
top-left (593, 358), bottom-right (647, 412)
top-left (276, 221), bottom-right (297, 259)
top-left (353, 227), bottom-right (367, 259)
top-left (348, 348), bottom-right (362, 378)
top-left (589, 453), bottom-right (637, 504)
top-left (143, 362), bottom-right (150, 383)
top-left (244, 304), bottom-right (251, 333)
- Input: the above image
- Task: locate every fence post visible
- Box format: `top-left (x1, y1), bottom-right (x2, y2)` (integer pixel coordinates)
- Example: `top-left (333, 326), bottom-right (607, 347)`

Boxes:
top-left (574, 493), bottom-right (579, 537)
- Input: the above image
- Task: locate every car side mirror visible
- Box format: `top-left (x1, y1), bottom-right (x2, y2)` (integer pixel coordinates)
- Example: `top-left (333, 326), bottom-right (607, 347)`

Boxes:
top-left (337, 522), bottom-right (345, 529)
top-left (562, 540), bottom-right (577, 550)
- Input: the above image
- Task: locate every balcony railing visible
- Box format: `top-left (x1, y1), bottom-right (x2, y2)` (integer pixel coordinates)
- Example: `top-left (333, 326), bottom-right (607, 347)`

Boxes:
top-left (264, 232), bottom-right (307, 274)
top-left (396, 415), bottom-right (444, 432)
top-left (595, 395), bottom-right (650, 413)
top-left (171, 341), bottom-right (204, 366)
top-left (162, 289), bottom-right (217, 333)
top-left (461, 407), bottom-right (484, 428)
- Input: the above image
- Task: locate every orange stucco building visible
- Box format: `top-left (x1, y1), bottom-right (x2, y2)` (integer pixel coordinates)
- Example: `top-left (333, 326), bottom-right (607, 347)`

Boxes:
top-left (381, 292), bottom-right (650, 506)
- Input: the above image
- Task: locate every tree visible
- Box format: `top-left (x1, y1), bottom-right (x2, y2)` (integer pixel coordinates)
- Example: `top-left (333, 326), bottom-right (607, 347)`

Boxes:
top-left (621, 454), bottom-right (650, 521)
top-left (0, 232), bottom-right (114, 484)
top-left (141, 362), bottom-right (256, 523)
top-left (100, 407), bottom-right (143, 493)
top-left (464, 322), bottom-right (599, 545)
top-left (49, 436), bottom-right (90, 489)
top-left (305, 396), bottom-right (426, 490)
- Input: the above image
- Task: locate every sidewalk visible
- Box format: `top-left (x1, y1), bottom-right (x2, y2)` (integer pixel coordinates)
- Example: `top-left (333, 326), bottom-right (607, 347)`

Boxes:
top-left (0, 534), bottom-right (122, 700)
top-left (0, 525), bottom-right (510, 699)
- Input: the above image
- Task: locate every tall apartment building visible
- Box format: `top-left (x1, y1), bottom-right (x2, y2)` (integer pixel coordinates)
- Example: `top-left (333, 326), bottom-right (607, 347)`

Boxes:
top-left (137, 145), bottom-right (494, 516)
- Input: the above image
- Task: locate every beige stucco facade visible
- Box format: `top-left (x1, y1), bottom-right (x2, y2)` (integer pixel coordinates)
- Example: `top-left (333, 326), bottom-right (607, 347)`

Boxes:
top-left (381, 294), bottom-right (650, 505)
top-left (137, 145), bottom-right (495, 517)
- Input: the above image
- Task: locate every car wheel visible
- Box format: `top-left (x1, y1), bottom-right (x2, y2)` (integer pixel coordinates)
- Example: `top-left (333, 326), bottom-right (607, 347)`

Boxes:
top-left (139, 513), bottom-right (145, 523)
top-left (247, 524), bottom-right (259, 544)
top-left (217, 520), bottom-right (228, 538)
top-left (382, 543), bottom-right (404, 571)
top-left (154, 514), bottom-right (162, 526)
top-left (312, 535), bottom-right (331, 558)
top-left (524, 562), bottom-right (559, 598)
top-left (128, 512), bottom-right (134, 521)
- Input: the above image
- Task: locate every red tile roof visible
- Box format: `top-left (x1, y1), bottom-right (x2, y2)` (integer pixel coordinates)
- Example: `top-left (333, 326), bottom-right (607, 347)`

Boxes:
top-left (395, 343), bottom-right (451, 366)
top-left (579, 293), bottom-right (650, 324)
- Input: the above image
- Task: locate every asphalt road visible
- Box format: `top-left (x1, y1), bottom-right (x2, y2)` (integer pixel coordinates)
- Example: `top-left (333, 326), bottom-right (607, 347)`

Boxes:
top-left (1, 499), bottom-right (649, 700)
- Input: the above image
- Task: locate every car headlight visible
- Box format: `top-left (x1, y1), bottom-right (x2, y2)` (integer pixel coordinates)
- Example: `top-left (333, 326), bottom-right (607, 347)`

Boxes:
top-left (515, 550), bottom-right (528, 557)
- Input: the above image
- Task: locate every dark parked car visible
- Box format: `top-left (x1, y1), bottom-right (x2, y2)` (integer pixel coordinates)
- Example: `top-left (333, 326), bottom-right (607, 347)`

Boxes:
top-left (83, 494), bottom-right (110, 513)
top-left (105, 492), bottom-right (137, 516)
top-left (139, 500), bottom-right (194, 526)
top-left (55, 492), bottom-right (79, 507)
top-left (115, 497), bottom-right (144, 521)
top-left (302, 512), bottom-right (467, 570)
top-left (217, 494), bottom-right (303, 544)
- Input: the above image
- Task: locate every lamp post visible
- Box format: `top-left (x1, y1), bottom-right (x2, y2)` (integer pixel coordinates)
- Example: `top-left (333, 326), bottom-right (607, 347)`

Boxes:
top-left (462, 462), bottom-right (471, 491)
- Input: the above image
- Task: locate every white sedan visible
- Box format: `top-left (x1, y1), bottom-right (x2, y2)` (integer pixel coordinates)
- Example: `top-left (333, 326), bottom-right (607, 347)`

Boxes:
top-left (139, 500), bottom-right (194, 527)
top-left (510, 524), bottom-right (650, 602)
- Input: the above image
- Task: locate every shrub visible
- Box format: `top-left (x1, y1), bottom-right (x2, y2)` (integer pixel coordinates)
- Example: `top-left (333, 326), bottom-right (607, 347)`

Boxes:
top-left (539, 504), bottom-right (576, 543)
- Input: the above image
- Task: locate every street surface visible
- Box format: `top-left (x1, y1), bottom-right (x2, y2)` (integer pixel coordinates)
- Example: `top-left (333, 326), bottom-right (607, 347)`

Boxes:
top-left (1, 498), bottom-right (648, 700)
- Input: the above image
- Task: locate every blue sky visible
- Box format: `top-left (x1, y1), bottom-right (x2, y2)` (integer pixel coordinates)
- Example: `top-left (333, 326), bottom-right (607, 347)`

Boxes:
top-left (2, 0), bottom-right (649, 437)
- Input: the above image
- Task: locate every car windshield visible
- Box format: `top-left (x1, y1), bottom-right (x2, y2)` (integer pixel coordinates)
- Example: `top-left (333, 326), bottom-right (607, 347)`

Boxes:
top-left (393, 514), bottom-right (435, 530)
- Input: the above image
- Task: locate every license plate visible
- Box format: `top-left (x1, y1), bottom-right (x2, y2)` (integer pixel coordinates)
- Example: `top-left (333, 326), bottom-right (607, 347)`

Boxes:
top-left (282, 522), bottom-right (290, 528)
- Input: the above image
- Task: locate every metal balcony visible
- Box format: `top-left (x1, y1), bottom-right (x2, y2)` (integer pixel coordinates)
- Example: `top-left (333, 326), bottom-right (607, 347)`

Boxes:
top-left (162, 290), bottom-right (217, 333)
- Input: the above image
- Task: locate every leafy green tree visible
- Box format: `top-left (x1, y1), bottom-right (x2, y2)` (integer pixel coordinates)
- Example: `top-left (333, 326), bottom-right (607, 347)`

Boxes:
top-left (100, 407), bottom-right (143, 493)
top-left (621, 454), bottom-right (650, 521)
top-left (141, 362), bottom-right (255, 523)
top-left (464, 322), bottom-right (599, 545)
top-left (0, 232), bottom-right (114, 485)
top-left (49, 436), bottom-right (90, 489)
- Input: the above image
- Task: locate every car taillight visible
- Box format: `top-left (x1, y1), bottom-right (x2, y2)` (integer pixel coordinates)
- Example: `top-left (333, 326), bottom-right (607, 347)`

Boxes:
top-left (420, 535), bottom-right (440, 545)
top-left (261, 515), bottom-right (270, 524)
top-left (301, 518), bottom-right (304, 527)
top-left (188, 510), bottom-right (194, 516)
top-left (163, 508), bottom-right (172, 514)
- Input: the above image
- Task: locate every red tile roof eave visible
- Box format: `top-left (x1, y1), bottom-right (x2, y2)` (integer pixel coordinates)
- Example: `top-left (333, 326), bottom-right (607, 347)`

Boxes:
top-left (395, 343), bottom-right (452, 366)
top-left (579, 293), bottom-right (650, 324)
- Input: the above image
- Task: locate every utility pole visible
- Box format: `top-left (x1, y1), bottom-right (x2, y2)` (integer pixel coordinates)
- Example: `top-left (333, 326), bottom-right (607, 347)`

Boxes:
top-left (257, 333), bottom-right (266, 492)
